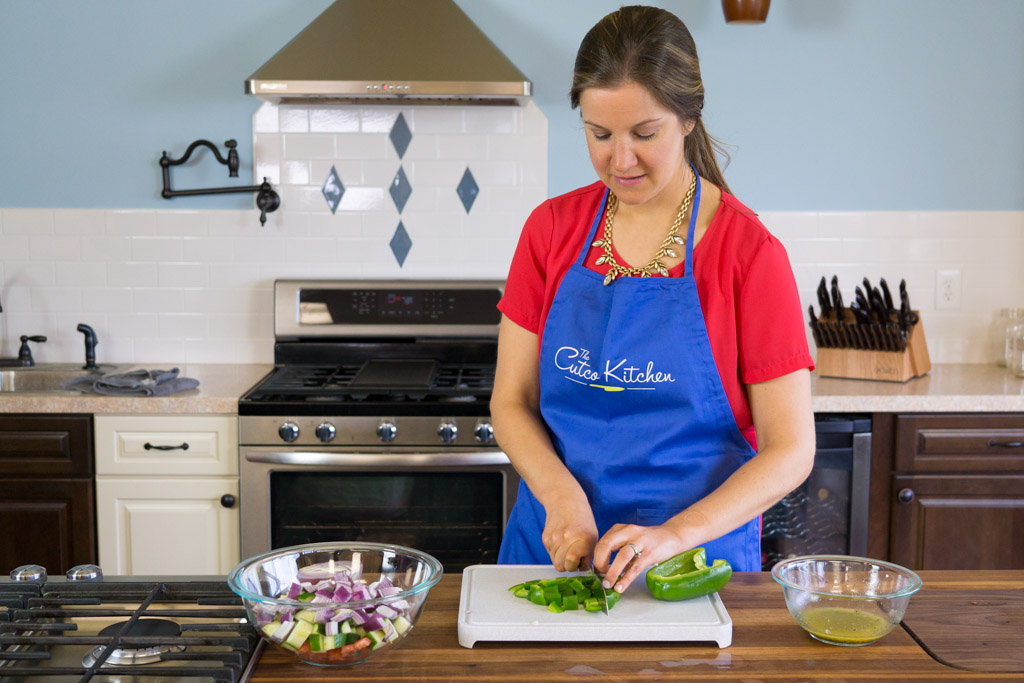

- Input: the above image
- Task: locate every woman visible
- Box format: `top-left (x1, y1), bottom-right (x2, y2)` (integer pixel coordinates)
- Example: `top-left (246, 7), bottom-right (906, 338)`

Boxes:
top-left (493, 5), bottom-right (815, 593)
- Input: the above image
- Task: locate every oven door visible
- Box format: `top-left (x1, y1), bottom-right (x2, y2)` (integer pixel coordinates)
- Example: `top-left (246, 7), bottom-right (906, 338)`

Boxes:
top-left (240, 448), bottom-right (519, 571)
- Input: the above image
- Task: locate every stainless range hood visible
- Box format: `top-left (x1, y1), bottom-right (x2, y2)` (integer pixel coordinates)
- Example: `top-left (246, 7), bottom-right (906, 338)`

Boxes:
top-left (246, 0), bottom-right (531, 105)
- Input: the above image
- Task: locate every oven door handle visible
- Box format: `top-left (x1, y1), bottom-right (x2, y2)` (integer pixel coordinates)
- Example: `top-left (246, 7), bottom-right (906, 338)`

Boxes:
top-left (242, 450), bottom-right (511, 467)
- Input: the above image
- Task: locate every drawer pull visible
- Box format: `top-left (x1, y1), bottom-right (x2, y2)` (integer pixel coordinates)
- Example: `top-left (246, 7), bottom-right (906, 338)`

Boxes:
top-left (144, 442), bottom-right (190, 451)
top-left (987, 439), bottom-right (1023, 449)
top-left (897, 488), bottom-right (915, 504)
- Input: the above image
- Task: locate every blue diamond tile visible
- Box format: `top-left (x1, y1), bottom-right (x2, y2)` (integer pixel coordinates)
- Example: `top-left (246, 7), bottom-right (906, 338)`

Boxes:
top-left (322, 165), bottom-right (345, 214)
top-left (456, 167), bottom-right (479, 213)
top-left (389, 222), bottom-right (412, 267)
top-left (389, 112), bottom-right (412, 159)
top-left (389, 166), bottom-right (412, 213)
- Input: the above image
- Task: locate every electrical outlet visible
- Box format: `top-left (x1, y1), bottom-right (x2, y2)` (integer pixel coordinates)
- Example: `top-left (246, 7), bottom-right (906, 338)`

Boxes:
top-left (935, 269), bottom-right (961, 310)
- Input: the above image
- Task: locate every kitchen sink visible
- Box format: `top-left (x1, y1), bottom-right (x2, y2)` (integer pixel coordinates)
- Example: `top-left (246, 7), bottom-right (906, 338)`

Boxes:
top-left (0, 363), bottom-right (129, 393)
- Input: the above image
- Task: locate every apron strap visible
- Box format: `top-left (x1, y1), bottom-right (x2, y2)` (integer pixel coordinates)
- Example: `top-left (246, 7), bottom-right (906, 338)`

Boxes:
top-left (577, 188), bottom-right (609, 267)
top-left (683, 162), bottom-right (701, 282)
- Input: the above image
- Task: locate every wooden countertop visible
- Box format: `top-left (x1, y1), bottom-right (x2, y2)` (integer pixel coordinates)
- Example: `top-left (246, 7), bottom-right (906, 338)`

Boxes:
top-left (248, 570), bottom-right (1024, 681)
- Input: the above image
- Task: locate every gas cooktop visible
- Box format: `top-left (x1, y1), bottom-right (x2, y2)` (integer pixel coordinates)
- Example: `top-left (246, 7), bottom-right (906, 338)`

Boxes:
top-left (0, 565), bottom-right (258, 682)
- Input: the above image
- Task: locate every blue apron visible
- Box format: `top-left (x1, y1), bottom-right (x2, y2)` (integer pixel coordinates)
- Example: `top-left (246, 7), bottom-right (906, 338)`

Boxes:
top-left (498, 169), bottom-right (761, 571)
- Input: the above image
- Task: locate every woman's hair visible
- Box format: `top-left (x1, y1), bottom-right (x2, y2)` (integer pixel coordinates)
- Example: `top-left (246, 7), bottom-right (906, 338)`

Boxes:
top-left (570, 5), bottom-right (731, 194)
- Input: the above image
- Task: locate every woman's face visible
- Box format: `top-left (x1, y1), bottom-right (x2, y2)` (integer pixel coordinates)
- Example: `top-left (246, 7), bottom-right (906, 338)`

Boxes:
top-left (579, 81), bottom-right (692, 207)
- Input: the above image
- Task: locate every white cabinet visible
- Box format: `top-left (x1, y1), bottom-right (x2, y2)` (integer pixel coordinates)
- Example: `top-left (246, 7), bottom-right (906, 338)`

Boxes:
top-left (95, 415), bottom-right (239, 575)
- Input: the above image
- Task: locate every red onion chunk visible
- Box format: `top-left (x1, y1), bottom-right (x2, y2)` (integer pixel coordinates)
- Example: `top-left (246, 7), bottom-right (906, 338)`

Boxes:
top-left (286, 583), bottom-right (303, 600)
top-left (375, 604), bottom-right (400, 619)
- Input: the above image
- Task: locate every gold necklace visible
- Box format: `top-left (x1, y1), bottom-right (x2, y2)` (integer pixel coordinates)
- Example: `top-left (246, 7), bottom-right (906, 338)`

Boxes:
top-left (594, 171), bottom-right (697, 286)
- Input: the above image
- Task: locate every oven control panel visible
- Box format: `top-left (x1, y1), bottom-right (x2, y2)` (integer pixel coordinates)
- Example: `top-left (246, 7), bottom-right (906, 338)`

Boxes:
top-left (241, 416), bottom-right (498, 448)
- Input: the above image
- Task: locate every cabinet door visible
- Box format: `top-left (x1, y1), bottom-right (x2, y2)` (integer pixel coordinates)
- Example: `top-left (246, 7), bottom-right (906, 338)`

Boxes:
top-left (0, 414), bottom-right (93, 476)
top-left (890, 473), bottom-right (1024, 570)
top-left (0, 478), bottom-right (95, 574)
top-left (96, 477), bottom-right (239, 575)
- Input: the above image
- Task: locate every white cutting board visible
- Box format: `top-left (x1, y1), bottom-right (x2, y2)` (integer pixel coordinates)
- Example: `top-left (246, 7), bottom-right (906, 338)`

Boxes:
top-left (457, 564), bottom-right (731, 648)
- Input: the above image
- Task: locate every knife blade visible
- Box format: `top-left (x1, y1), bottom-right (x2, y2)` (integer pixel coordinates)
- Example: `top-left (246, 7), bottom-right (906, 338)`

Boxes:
top-left (589, 559), bottom-right (610, 616)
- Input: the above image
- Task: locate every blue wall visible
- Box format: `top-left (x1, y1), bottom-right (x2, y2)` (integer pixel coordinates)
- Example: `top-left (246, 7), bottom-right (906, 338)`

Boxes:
top-left (1, 0), bottom-right (1021, 211)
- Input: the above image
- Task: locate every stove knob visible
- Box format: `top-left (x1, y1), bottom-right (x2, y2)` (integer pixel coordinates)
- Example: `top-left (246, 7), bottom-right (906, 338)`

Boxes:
top-left (10, 565), bottom-right (46, 582)
top-left (377, 420), bottom-right (398, 443)
top-left (66, 564), bottom-right (103, 581)
top-left (278, 422), bottom-right (300, 443)
top-left (315, 422), bottom-right (337, 443)
top-left (437, 420), bottom-right (459, 444)
top-left (474, 421), bottom-right (495, 445)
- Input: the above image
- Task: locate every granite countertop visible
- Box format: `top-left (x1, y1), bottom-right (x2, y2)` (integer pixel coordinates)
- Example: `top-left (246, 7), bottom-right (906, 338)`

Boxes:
top-left (0, 363), bottom-right (1022, 415)
top-left (0, 363), bottom-right (272, 414)
top-left (811, 363), bottom-right (1024, 412)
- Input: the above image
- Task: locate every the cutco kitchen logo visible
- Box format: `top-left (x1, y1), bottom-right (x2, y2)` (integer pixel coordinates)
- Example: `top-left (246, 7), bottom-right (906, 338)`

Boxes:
top-left (554, 346), bottom-right (675, 392)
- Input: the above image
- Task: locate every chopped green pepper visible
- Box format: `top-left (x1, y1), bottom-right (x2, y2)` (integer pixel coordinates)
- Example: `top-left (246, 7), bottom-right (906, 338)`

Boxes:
top-left (645, 547), bottom-right (732, 601)
top-left (508, 574), bottom-right (620, 613)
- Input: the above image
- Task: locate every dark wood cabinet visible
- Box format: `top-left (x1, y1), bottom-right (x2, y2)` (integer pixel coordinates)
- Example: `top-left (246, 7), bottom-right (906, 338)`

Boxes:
top-left (0, 414), bottom-right (96, 574)
top-left (887, 413), bottom-right (1024, 571)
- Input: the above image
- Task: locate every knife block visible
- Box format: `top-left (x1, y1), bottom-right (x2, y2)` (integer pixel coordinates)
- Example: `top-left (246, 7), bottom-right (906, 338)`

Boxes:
top-left (815, 312), bottom-right (931, 382)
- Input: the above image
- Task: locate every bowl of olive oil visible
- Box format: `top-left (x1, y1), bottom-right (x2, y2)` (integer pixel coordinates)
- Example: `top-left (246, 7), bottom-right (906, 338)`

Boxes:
top-left (771, 555), bottom-right (922, 647)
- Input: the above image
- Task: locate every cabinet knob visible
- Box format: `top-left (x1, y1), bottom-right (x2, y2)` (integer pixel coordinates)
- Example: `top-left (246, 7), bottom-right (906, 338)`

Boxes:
top-left (220, 494), bottom-right (236, 508)
top-left (897, 488), bottom-right (915, 504)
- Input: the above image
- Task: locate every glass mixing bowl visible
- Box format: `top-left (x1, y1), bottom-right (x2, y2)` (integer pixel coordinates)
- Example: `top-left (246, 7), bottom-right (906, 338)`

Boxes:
top-left (227, 542), bottom-right (442, 666)
top-left (771, 555), bottom-right (922, 646)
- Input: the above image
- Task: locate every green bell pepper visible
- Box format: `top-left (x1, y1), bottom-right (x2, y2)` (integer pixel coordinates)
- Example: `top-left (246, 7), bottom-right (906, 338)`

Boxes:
top-left (645, 547), bottom-right (732, 601)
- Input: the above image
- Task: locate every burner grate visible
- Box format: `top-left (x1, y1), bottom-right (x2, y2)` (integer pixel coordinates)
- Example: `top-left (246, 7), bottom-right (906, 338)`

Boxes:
top-left (0, 580), bottom-right (257, 682)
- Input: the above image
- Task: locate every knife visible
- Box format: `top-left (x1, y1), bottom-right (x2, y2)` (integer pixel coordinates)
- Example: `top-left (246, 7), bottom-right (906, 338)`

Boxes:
top-left (879, 278), bottom-right (895, 312)
top-left (808, 306), bottom-right (824, 348)
top-left (830, 276), bottom-right (844, 322)
top-left (588, 559), bottom-right (610, 616)
top-left (817, 277), bottom-right (832, 320)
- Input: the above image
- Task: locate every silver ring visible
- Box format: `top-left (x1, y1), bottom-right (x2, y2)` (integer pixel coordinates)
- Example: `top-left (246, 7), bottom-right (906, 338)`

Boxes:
top-left (627, 542), bottom-right (642, 558)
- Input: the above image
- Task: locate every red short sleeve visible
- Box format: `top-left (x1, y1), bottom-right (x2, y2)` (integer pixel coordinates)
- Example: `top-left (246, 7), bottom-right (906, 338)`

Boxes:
top-left (737, 235), bottom-right (815, 384)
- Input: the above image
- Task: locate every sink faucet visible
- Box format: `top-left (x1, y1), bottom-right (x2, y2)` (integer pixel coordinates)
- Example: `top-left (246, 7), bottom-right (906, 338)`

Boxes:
top-left (77, 324), bottom-right (99, 370)
top-left (16, 335), bottom-right (47, 366)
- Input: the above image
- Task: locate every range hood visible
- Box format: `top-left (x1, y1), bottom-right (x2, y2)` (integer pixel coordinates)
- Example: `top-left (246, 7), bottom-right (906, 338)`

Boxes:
top-left (246, 0), bottom-right (531, 104)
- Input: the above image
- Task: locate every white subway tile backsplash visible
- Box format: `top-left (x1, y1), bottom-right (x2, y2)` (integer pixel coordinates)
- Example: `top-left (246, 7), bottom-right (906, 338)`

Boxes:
top-left (134, 288), bottom-right (184, 313)
top-left (81, 288), bottom-right (133, 314)
top-left (158, 313), bottom-right (208, 338)
top-left (131, 237), bottom-right (184, 262)
top-left (253, 103), bottom-right (279, 133)
top-left (309, 108), bottom-right (360, 133)
top-left (284, 134), bottom-right (336, 160)
top-left (2, 208), bottom-right (54, 235)
top-left (337, 187), bottom-right (387, 212)
top-left (279, 107), bottom-right (309, 133)
top-left (54, 209), bottom-right (105, 235)
top-left (81, 236), bottom-right (132, 263)
top-left (30, 235), bottom-right (81, 261)
top-left (31, 287), bottom-right (82, 313)
top-left (54, 262), bottom-right (108, 288)
top-left (281, 160), bottom-right (311, 185)
top-left (155, 211), bottom-right (209, 237)
top-left (157, 263), bottom-right (208, 288)
top-left (332, 133), bottom-right (388, 160)
top-left (106, 210), bottom-right (157, 236)
top-left (0, 235), bottom-right (31, 261)
top-left (106, 263), bottom-right (154, 290)
top-left (360, 108), bottom-right (398, 134)
top-left (464, 107), bottom-right (519, 135)
top-left (411, 107), bottom-right (465, 135)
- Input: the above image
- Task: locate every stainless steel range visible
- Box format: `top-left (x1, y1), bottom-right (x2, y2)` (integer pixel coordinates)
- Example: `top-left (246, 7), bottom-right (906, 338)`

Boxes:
top-left (238, 280), bottom-right (518, 572)
top-left (0, 564), bottom-right (258, 682)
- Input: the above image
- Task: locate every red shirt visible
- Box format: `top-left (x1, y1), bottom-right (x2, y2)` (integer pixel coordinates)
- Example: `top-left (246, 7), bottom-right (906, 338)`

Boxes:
top-left (498, 181), bottom-right (814, 449)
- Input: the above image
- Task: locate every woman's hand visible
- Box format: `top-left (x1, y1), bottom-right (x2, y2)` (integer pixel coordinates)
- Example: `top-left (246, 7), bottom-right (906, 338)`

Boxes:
top-left (542, 491), bottom-right (599, 572)
top-left (593, 523), bottom-right (688, 593)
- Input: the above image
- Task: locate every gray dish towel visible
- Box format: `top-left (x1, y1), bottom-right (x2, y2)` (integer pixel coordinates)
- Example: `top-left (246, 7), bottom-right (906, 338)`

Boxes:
top-left (64, 368), bottom-right (199, 396)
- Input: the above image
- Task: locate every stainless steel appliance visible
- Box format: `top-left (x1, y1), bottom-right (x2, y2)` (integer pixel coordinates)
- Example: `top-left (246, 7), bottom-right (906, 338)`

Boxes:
top-left (0, 564), bottom-right (258, 682)
top-left (760, 414), bottom-right (872, 570)
top-left (239, 280), bottom-right (518, 572)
